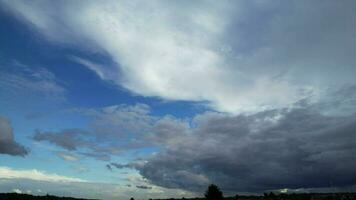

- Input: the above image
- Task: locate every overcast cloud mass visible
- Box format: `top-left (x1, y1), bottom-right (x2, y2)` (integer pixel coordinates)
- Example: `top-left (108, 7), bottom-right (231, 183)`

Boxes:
top-left (0, 0), bottom-right (356, 199)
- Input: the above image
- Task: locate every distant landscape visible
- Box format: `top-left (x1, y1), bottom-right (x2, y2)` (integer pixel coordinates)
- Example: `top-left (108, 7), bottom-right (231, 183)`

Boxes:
top-left (1, 192), bottom-right (356, 200)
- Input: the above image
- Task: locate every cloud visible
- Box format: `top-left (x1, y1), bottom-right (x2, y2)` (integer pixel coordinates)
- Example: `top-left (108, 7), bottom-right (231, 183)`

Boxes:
top-left (106, 164), bottom-right (113, 171)
top-left (33, 129), bottom-right (118, 161)
top-left (0, 169), bottom-right (196, 200)
top-left (12, 188), bottom-right (23, 194)
top-left (0, 166), bottom-right (85, 183)
top-left (3, 1), bottom-right (356, 113)
top-left (125, 90), bottom-right (356, 192)
top-left (33, 104), bottom-right (154, 160)
top-left (136, 185), bottom-right (152, 190)
top-left (33, 129), bottom-right (91, 151)
top-left (70, 56), bottom-right (117, 81)
top-left (56, 152), bottom-right (79, 162)
top-left (0, 61), bottom-right (66, 102)
top-left (32, 86), bottom-right (356, 192)
top-left (0, 116), bottom-right (28, 156)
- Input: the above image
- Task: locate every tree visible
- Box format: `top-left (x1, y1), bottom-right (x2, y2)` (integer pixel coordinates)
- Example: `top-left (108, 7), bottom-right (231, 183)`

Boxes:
top-left (204, 184), bottom-right (223, 200)
top-left (268, 192), bottom-right (276, 199)
top-left (235, 194), bottom-right (240, 200)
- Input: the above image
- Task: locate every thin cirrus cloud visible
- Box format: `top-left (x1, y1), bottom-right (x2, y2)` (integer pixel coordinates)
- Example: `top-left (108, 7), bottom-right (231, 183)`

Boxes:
top-left (3, 0), bottom-right (356, 113)
top-left (56, 152), bottom-right (80, 162)
top-left (0, 61), bottom-right (66, 103)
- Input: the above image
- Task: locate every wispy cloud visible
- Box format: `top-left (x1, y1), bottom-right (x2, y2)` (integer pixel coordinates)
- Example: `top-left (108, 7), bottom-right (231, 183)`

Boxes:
top-left (0, 166), bottom-right (85, 183)
top-left (56, 151), bottom-right (80, 162)
top-left (0, 61), bottom-right (66, 102)
top-left (4, 1), bottom-right (356, 113)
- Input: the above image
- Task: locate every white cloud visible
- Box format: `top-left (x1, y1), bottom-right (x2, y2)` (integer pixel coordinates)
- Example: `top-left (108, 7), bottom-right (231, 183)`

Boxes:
top-left (0, 166), bottom-right (86, 183)
top-left (2, 1), bottom-right (356, 113)
top-left (0, 170), bottom-right (196, 200)
top-left (12, 188), bottom-right (22, 194)
top-left (57, 152), bottom-right (80, 162)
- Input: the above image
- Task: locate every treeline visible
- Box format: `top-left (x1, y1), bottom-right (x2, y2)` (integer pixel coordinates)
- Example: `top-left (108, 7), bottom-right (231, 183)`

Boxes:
top-left (1, 185), bottom-right (356, 200)
top-left (138, 185), bottom-right (356, 200)
top-left (152, 193), bottom-right (356, 200)
top-left (0, 193), bottom-right (97, 200)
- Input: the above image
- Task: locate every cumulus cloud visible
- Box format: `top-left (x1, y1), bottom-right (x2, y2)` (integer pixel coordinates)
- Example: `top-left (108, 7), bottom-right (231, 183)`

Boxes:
top-left (31, 86), bottom-right (356, 192)
top-left (132, 103), bottom-right (356, 192)
top-left (3, 1), bottom-right (356, 113)
top-left (96, 88), bottom-right (356, 192)
top-left (0, 116), bottom-right (28, 156)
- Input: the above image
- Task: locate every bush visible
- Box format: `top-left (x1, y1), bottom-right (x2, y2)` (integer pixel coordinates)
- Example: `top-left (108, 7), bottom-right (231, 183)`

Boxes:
top-left (204, 184), bottom-right (223, 200)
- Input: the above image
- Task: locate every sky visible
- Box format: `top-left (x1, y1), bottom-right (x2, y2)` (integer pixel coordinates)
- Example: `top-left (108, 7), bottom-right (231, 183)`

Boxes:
top-left (0, 0), bottom-right (356, 199)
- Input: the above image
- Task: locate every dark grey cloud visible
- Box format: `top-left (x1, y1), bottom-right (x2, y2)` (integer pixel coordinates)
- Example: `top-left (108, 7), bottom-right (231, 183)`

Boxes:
top-left (32, 104), bottom-right (155, 160)
top-left (110, 163), bottom-right (130, 169)
top-left (130, 91), bottom-right (356, 192)
top-left (33, 128), bottom-right (117, 161)
top-left (136, 185), bottom-right (152, 190)
top-left (33, 129), bottom-right (90, 151)
top-left (0, 116), bottom-right (28, 156)
top-left (109, 160), bottom-right (146, 171)
top-left (106, 164), bottom-right (112, 171)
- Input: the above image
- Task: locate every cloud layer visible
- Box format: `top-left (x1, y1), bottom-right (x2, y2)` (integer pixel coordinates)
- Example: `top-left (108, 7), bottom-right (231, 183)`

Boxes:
top-left (32, 86), bottom-right (356, 193)
top-left (0, 166), bottom-right (85, 183)
top-left (0, 116), bottom-right (28, 156)
top-left (134, 106), bottom-right (356, 192)
top-left (3, 0), bottom-right (356, 113)
top-left (0, 166), bottom-right (195, 200)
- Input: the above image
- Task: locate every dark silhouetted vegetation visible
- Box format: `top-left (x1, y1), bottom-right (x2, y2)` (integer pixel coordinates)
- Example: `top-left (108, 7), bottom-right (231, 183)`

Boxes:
top-left (205, 184), bottom-right (224, 200)
top-left (1, 184), bottom-right (356, 200)
top-left (0, 193), bottom-right (97, 200)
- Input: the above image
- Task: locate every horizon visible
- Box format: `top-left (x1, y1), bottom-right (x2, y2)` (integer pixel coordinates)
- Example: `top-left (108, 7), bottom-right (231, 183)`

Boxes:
top-left (1, 1), bottom-right (356, 200)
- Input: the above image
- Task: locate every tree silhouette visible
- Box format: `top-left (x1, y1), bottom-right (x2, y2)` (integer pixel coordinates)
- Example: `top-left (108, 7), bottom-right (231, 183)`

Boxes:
top-left (204, 184), bottom-right (223, 200)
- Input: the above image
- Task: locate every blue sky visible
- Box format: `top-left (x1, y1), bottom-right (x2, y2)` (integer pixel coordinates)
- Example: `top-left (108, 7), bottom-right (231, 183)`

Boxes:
top-left (1, 1), bottom-right (356, 199)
